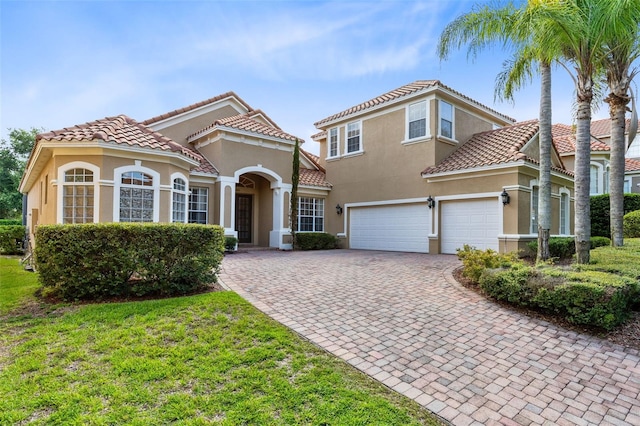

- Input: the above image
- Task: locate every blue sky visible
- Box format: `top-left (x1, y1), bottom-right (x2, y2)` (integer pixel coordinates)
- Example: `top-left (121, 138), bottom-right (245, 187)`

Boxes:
top-left (1, 0), bottom-right (609, 155)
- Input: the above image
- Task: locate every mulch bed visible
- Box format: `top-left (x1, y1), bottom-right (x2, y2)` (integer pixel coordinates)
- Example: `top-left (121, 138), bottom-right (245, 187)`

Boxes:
top-left (452, 267), bottom-right (640, 352)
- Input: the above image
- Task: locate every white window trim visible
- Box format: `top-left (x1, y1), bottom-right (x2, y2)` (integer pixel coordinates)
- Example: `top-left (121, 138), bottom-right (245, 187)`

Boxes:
top-left (297, 197), bottom-right (324, 233)
top-left (344, 120), bottom-right (363, 156)
top-left (530, 179), bottom-right (539, 234)
top-left (56, 161), bottom-right (100, 224)
top-left (170, 172), bottom-right (189, 223)
top-left (590, 162), bottom-right (604, 195)
top-left (189, 186), bottom-right (209, 224)
top-left (404, 100), bottom-right (430, 143)
top-left (327, 127), bottom-right (340, 159)
top-left (438, 100), bottom-right (456, 141)
top-left (559, 187), bottom-right (571, 235)
top-left (113, 163), bottom-right (160, 222)
top-left (624, 177), bottom-right (632, 193)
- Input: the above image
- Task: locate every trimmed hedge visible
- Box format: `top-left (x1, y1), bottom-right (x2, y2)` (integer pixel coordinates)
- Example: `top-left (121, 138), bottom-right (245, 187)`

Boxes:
top-left (294, 232), bottom-right (339, 250)
top-left (479, 266), bottom-right (638, 330)
top-left (456, 244), bottom-right (520, 282)
top-left (35, 223), bottom-right (225, 300)
top-left (526, 236), bottom-right (611, 259)
top-left (623, 210), bottom-right (640, 238)
top-left (0, 225), bottom-right (25, 255)
top-left (0, 219), bottom-right (22, 226)
top-left (591, 193), bottom-right (640, 237)
top-left (224, 236), bottom-right (238, 252)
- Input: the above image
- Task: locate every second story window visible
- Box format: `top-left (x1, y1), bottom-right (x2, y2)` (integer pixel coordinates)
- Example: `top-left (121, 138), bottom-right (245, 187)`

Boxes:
top-left (329, 128), bottom-right (338, 157)
top-left (347, 122), bottom-right (361, 153)
top-left (440, 100), bottom-right (454, 139)
top-left (408, 101), bottom-right (427, 139)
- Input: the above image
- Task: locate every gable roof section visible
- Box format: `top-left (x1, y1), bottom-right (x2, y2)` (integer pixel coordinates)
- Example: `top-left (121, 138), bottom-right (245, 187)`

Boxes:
top-left (552, 133), bottom-right (610, 155)
top-left (591, 118), bottom-right (640, 138)
top-left (141, 91), bottom-right (253, 126)
top-left (299, 169), bottom-right (332, 188)
top-left (314, 80), bottom-right (515, 128)
top-left (625, 158), bottom-right (640, 172)
top-left (187, 113), bottom-right (302, 143)
top-left (422, 120), bottom-right (572, 177)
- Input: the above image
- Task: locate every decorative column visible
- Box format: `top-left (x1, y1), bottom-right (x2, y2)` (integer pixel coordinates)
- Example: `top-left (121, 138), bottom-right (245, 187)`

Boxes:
top-left (218, 176), bottom-right (237, 238)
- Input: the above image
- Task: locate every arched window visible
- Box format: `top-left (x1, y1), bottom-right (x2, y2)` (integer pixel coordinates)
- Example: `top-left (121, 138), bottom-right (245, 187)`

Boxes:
top-left (172, 177), bottom-right (187, 223)
top-left (62, 168), bottom-right (95, 223)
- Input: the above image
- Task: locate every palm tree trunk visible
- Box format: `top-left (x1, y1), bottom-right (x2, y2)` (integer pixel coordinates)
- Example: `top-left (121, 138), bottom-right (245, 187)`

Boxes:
top-left (608, 94), bottom-right (629, 247)
top-left (537, 61), bottom-right (552, 262)
top-left (574, 84), bottom-right (593, 264)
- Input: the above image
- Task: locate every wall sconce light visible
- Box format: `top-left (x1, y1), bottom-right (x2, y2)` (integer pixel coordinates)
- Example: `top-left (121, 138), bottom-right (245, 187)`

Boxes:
top-left (501, 189), bottom-right (511, 205)
top-left (427, 195), bottom-right (435, 209)
top-left (336, 204), bottom-right (343, 215)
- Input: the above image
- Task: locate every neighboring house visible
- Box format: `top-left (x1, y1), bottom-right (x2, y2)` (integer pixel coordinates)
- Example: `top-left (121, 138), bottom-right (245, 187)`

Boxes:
top-left (552, 118), bottom-right (640, 194)
top-left (312, 80), bottom-right (574, 254)
top-left (19, 92), bottom-right (330, 250)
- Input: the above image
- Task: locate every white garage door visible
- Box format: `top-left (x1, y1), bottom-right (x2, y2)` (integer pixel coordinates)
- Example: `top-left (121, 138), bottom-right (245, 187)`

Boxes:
top-left (441, 199), bottom-right (500, 254)
top-left (350, 203), bottom-right (430, 253)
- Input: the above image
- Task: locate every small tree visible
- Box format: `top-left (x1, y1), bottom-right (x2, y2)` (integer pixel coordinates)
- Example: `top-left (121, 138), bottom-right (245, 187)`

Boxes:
top-left (0, 128), bottom-right (41, 219)
top-left (290, 139), bottom-right (300, 249)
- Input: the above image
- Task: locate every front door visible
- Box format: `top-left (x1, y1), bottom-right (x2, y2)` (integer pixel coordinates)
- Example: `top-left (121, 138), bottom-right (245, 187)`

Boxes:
top-left (236, 194), bottom-right (252, 243)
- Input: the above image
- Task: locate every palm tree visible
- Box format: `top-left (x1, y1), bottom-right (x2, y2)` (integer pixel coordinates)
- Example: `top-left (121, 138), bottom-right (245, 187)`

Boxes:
top-left (600, 0), bottom-right (640, 247)
top-left (438, 1), bottom-right (555, 261)
top-left (528, 0), bottom-right (612, 263)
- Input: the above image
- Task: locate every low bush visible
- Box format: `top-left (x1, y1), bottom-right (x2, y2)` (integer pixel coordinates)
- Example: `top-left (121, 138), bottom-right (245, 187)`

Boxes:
top-left (456, 245), bottom-right (520, 282)
top-left (225, 236), bottom-right (238, 252)
top-left (623, 210), bottom-right (640, 238)
top-left (0, 225), bottom-right (25, 255)
top-left (35, 223), bottom-right (225, 300)
top-left (0, 219), bottom-right (22, 226)
top-left (479, 264), bottom-right (638, 330)
top-left (295, 232), bottom-right (339, 250)
top-left (589, 236), bottom-right (611, 249)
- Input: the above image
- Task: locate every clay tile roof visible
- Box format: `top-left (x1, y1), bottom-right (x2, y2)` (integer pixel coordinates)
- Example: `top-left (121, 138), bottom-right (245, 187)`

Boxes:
top-left (625, 158), bottom-right (640, 172)
top-left (299, 168), bottom-right (332, 188)
top-left (301, 149), bottom-right (321, 167)
top-left (590, 117), bottom-right (640, 138)
top-left (37, 115), bottom-right (204, 163)
top-left (422, 120), bottom-right (540, 175)
top-left (311, 131), bottom-right (326, 141)
top-left (314, 80), bottom-right (515, 127)
top-left (188, 113), bottom-right (302, 143)
top-left (552, 132), bottom-right (610, 154)
top-left (141, 91), bottom-right (253, 125)
top-left (246, 109), bottom-right (282, 130)
top-left (191, 149), bottom-right (219, 175)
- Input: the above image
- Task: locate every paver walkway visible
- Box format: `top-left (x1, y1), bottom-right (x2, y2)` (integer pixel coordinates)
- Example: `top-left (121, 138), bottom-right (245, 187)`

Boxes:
top-left (219, 250), bottom-right (640, 426)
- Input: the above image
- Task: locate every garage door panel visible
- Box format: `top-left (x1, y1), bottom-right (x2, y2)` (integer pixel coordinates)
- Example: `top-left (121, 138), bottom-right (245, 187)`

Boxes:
top-left (350, 204), bottom-right (430, 253)
top-left (441, 199), bottom-right (500, 254)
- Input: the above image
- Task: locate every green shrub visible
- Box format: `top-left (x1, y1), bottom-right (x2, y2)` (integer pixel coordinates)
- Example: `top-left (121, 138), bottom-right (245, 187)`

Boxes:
top-left (35, 223), bottom-right (225, 300)
top-left (0, 225), bottom-right (25, 255)
top-left (0, 219), bottom-right (22, 226)
top-left (294, 232), bottom-right (338, 250)
top-left (591, 193), bottom-right (640, 237)
top-left (225, 236), bottom-right (238, 252)
top-left (533, 270), bottom-right (638, 330)
top-left (479, 266), bottom-right (535, 304)
top-left (623, 210), bottom-right (640, 238)
top-left (527, 236), bottom-right (611, 259)
top-left (456, 245), bottom-right (520, 283)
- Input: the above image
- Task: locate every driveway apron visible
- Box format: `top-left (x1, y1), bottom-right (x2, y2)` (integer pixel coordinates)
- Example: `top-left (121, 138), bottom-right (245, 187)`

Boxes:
top-left (219, 250), bottom-right (640, 426)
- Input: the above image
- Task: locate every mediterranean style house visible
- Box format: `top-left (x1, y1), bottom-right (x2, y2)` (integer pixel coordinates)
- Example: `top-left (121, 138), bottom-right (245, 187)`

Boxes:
top-left (22, 79), bottom-right (608, 254)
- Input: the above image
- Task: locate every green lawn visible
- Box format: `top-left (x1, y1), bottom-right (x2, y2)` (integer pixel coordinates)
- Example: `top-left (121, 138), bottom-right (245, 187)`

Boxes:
top-left (0, 260), bottom-right (442, 425)
top-left (0, 256), bottom-right (40, 314)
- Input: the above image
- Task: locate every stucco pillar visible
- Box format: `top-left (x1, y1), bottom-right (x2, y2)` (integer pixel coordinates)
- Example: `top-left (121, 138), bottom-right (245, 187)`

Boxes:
top-left (270, 182), bottom-right (293, 250)
top-left (218, 176), bottom-right (237, 238)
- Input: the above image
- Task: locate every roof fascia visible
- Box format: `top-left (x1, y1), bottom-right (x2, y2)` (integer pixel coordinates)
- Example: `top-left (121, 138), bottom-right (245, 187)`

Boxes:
top-left (190, 125), bottom-right (297, 147)
top-left (149, 97), bottom-right (250, 131)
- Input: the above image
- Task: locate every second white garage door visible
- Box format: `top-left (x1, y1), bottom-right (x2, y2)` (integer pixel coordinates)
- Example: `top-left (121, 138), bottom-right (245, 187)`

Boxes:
top-left (350, 203), bottom-right (430, 253)
top-left (441, 199), bottom-right (500, 254)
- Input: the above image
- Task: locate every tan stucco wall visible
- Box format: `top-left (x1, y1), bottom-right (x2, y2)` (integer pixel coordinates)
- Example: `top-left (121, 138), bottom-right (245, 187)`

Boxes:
top-left (151, 105), bottom-right (241, 145)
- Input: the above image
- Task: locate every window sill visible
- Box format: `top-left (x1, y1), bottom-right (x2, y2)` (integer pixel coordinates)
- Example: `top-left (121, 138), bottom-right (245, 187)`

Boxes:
top-left (437, 135), bottom-right (458, 144)
top-left (401, 135), bottom-right (432, 146)
top-left (326, 155), bottom-right (341, 162)
top-left (342, 150), bottom-right (364, 159)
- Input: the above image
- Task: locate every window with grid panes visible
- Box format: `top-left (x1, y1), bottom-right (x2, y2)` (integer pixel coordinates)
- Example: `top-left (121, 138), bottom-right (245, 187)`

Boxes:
top-left (172, 178), bottom-right (187, 223)
top-left (347, 122), bottom-right (361, 153)
top-left (119, 171), bottom-right (154, 222)
top-left (189, 187), bottom-right (208, 224)
top-left (62, 168), bottom-right (94, 223)
top-left (297, 197), bottom-right (324, 232)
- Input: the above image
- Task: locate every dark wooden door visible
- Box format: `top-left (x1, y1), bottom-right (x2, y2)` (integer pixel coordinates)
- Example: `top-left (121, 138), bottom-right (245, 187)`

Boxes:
top-left (236, 194), bottom-right (252, 243)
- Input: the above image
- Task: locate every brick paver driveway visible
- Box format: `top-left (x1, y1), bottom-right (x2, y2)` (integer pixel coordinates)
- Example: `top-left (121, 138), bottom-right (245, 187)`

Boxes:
top-left (219, 250), bottom-right (640, 426)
